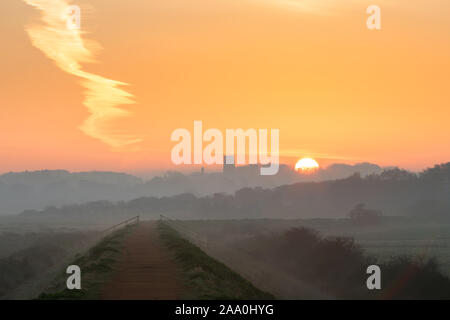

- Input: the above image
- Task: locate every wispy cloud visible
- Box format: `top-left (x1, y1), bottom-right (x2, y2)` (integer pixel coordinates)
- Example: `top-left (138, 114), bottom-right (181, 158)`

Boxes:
top-left (280, 149), bottom-right (362, 161)
top-left (23, 0), bottom-right (142, 149)
top-left (274, 0), bottom-right (335, 14)
top-left (260, 0), bottom-right (394, 15)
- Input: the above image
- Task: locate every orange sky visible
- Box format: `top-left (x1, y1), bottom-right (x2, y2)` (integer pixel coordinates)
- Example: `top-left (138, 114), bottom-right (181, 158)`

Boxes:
top-left (1, 0), bottom-right (449, 174)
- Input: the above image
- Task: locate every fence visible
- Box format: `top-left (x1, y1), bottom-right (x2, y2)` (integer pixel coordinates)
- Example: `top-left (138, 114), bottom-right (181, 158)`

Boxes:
top-left (101, 215), bottom-right (140, 235)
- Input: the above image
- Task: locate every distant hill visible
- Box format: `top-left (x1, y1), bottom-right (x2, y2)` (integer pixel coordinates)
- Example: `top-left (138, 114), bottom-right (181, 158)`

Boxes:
top-left (19, 163), bottom-right (450, 220)
top-left (317, 162), bottom-right (382, 180)
top-left (0, 163), bottom-right (388, 215)
top-left (0, 170), bottom-right (143, 215)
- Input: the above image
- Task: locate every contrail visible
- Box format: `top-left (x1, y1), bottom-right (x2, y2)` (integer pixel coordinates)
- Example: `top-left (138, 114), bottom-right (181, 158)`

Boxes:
top-left (23, 0), bottom-right (142, 148)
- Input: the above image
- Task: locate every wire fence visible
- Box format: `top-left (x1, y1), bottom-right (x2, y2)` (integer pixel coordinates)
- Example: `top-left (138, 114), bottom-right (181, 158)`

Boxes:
top-left (101, 215), bottom-right (140, 235)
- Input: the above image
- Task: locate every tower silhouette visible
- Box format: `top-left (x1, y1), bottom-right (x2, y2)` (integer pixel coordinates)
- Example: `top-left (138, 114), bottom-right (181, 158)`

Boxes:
top-left (223, 155), bottom-right (235, 175)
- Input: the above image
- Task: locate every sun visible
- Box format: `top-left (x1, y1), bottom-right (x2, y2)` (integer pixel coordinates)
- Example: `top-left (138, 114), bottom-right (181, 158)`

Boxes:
top-left (295, 157), bottom-right (319, 173)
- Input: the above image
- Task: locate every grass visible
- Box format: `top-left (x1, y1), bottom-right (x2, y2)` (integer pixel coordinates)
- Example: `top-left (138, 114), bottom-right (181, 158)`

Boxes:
top-left (157, 221), bottom-right (275, 300)
top-left (182, 218), bottom-right (450, 278)
top-left (37, 225), bottom-right (134, 300)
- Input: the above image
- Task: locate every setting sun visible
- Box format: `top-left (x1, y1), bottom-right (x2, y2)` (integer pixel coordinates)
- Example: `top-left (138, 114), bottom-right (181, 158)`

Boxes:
top-left (295, 158), bottom-right (319, 173)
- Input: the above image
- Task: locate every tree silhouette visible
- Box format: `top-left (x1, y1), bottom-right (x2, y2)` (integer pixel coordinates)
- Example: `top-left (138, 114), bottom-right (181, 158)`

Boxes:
top-left (348, 203), bottom-right (382, 225)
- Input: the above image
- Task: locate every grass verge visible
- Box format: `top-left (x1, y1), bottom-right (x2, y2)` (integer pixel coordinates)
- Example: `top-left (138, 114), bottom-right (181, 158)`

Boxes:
top-left (157, 221), bottom-right (274, 300)
top-left (37, 225), bottom-right (134, 300)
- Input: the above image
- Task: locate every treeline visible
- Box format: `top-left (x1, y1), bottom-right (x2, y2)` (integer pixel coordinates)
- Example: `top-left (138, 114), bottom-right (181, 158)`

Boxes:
top-left (234, 227), bottom-right (450, 299)
top-left (21, 163), bottom-right (450, 219)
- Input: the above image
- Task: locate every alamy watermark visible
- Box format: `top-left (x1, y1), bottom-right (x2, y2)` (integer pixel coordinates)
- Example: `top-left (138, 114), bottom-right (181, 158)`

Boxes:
top-left (367, 5), bottom-right (381, 30)
top-left (65, 5), bottom-right (81, 30)
top-left (171, 121), bottom-right (279, 175)
top-left (66, 265), bottom-right (81, 290)
top-left (366, 265), bottom-right (381, 290)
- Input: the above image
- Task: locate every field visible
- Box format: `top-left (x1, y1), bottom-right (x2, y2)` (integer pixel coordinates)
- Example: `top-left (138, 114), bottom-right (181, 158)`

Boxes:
top-left (0, 228), bottom-right (99, 299)
top-left (1, 215), bottom-right (449, 299)
top-left (163, 217), bottom-right (450, 298)
top-left (175, 218), bottom-right (450, 270)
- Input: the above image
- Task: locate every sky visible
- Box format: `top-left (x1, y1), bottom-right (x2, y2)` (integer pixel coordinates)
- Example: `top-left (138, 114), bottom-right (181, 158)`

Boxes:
top-left (1, 0), bottom-right (449, 174)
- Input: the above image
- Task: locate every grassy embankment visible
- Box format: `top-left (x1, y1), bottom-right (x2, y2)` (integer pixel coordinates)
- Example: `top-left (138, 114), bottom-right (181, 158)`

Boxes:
top-left (157, 221), bottom-right (274, 300)
top-left (37, 225), bottom-right (134, 299)
top-left (38, 221), bottom-right (274, 300)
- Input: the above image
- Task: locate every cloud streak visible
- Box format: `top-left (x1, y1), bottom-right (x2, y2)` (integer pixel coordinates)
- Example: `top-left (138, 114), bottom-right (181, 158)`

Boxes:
top-left (260, 0), bottom-right (394, 15)
top-left (275, 0), bottom-right (334, 14)
top-left (23, 0), bottom-right (142, 148)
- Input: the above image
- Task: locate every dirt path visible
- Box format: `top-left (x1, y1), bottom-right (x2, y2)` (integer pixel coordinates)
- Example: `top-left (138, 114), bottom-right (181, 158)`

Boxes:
top-left (101, 221), bottom-right (183, 300)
